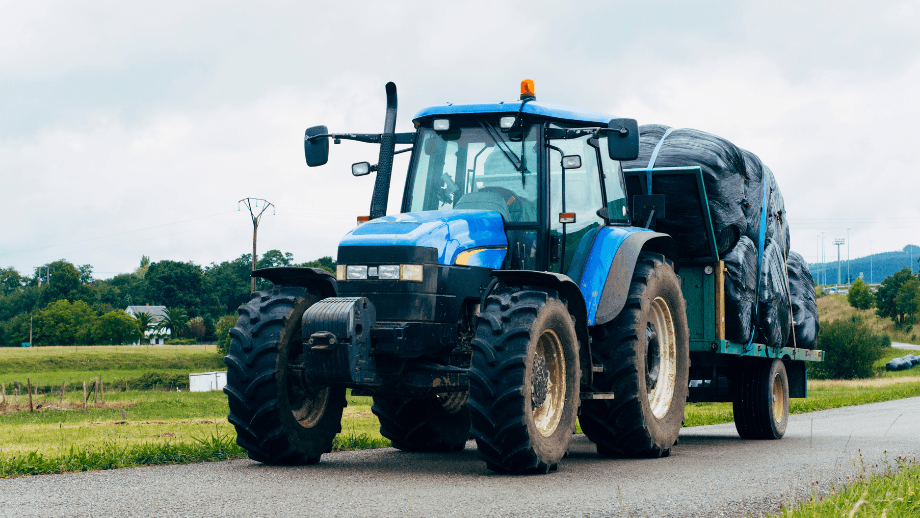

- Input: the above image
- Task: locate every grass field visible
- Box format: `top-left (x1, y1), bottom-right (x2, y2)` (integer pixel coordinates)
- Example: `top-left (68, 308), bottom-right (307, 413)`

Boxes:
top-left (818, 293), bottom-right (920, 345)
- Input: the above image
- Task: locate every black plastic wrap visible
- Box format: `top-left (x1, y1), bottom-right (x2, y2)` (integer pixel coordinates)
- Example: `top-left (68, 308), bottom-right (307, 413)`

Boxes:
top-left (622, 125), bottom-right (790, 259)
top-left (757, 238), bottom-right (792, 348)
top-left (785, 251), bottom-right (819, 349)
top-left (622, 125), bottom-right (748, 257)
top-left (723, 236), bottom-right (757, 343)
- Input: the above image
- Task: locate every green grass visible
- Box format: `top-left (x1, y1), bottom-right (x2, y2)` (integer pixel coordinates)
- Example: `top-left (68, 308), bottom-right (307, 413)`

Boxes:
top-left (773, 457), bottom-right (920, 517)
top-left (0, 344), bottom-right (225, 377)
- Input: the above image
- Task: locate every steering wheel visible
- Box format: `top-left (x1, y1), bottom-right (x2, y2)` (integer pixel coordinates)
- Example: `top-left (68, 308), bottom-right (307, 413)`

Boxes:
top-left (478, 186), bottom-right (525, 221)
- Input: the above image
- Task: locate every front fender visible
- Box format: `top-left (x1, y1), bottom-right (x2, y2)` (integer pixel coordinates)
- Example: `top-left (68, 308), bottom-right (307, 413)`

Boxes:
top-left (590, 230), bottom-right (679, 326)
top-left (251, 267), bottom-right (338, 299)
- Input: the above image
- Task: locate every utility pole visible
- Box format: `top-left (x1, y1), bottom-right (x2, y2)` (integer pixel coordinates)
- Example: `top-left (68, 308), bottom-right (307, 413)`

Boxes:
top-left (816, 234), bottom-right (820, 286)
top-left (821, 232), bottom-right (826, 286)
top-left (834, 238), bottom-right (845, 287)
top-left (239, 198), bottom-right (275, 293)
top-left (33, 267), bottom-right (50, 286)
top-left (846, 227), bottom-right (851, 285)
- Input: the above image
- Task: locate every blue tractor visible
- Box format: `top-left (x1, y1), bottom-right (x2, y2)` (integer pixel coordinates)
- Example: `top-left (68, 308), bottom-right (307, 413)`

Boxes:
top-left (224, 80), bottom-right (822, 474)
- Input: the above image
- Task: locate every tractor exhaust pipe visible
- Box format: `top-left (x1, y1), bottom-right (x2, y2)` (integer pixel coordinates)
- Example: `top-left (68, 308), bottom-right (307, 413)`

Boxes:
top-left (369, 82), bottom-right (398, 220)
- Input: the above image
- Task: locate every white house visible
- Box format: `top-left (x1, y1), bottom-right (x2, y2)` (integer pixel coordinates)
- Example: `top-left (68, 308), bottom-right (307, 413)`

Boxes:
top-left (125, 305), bottom-right (171, 345)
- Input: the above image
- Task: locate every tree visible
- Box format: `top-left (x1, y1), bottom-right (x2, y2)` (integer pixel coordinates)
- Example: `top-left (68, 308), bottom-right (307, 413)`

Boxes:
top-left (203, 255), bottom-right (252, 315)
top-left (299, 256), bottom-right (336, 274)
top-left (133, 311), bottom-right (156, 342)
top-left (157, 307), bottom-right (189, 339)
top-left (895, 279), bottom-right (920, 326)
top-left (94, 310), bottom-right (142, 345)
top-left (78, 264), bottom-right (94, 285)
top-left (875, 267), bottom-right (917, 325)
top-left (107, 273), bottom-right (148, 307)
top-left (188, 317), bottom-right (206, 342)
top-left (0, 267), bottom-right (26, 296)
top-left (145, 260), bottom-right (214, 317)
top-left (33, 299), bottom-right (98, 346)
top-left (847, 279), bottom-right (875, 310)
top-left (214, 314), bottom-right (237, 355)
top-left (257, 249), bottom-right (293, 269)
top-left (136, 255), bottom-right (151, 279)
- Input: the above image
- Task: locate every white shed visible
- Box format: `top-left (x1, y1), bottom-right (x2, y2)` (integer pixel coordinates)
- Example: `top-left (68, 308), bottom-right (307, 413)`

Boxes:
top-left (189, 371), bottom-right (227, 392)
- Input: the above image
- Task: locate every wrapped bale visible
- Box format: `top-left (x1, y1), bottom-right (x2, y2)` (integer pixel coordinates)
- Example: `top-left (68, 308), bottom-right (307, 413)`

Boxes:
top-left (622, 125), bottom-right (790, 259)
top-left (757, 238), bottom-right (792, 348)
top-left (786, 251), bottom-right (819, 349)
top-left (723, 236), bottom-right (758, 343)
top-left (622, 125), bottom-right (749, 258)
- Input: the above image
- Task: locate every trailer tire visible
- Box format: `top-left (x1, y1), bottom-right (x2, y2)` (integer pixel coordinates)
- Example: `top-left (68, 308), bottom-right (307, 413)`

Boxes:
top-left (224, 286), bottom-right (345, 465)
top-left (372, 395), bottom-right (470, 452)
top-left (580, 252), bottom-right (689, 458)
top-left (732, 359), bottom-right (789, 439)
top-left (469, 287), bottom-right (580, 474)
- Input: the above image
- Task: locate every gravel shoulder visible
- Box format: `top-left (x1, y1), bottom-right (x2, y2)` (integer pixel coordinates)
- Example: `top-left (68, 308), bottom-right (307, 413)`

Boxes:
top-left (2, 397), bottom-right (919, 518)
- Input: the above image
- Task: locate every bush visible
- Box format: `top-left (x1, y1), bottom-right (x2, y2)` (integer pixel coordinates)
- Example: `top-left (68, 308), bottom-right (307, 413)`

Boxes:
top-left (847, 279), bottom-right (875, 310)
top-left (215, 314), bottom-right (236, 356)
top-left (110, 371), bottom-right (188, 390)
top-left (165, 338), bottom-right (197, 345)
top-left (809, 318), bottom-right (887, 379)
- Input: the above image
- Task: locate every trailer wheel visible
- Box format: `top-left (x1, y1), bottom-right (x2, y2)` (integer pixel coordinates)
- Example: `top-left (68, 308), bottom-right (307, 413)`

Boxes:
top-left (224, 286), bottom-right (345, 464)
top-left (469, 287), bottom-right (580, 474)
top-left (732, 359), bottom-right (789, 439)
top-left (580, 252), bottom-right (689, 458)
top-left (372, 395), bottom-right (471, 452)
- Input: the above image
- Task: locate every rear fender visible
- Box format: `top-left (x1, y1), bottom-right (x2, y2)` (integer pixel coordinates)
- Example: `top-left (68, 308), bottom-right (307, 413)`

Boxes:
top-left (592, 231), bottom-right (679, 326)
top-left (490, 270), bottom-right (592, 388)
top-left (251, 267), bottom-right (338, 299)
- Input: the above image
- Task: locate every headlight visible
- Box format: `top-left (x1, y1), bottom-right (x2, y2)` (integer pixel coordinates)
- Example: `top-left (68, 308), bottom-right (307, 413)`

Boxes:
top-left (378, 265), bottom-right (400, 280)
top-left (346, 265), bottom-right (368, 280)
top-left (401, 264), bottom-right (423, 282)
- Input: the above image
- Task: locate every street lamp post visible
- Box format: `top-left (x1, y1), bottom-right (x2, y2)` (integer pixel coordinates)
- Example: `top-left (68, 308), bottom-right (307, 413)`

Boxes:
top-left (847, 227), bottom-right (851, 285)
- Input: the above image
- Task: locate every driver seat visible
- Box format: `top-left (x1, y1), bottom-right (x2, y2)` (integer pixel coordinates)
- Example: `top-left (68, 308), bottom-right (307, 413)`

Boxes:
top-left (454, 191), bottom-right (512, 222)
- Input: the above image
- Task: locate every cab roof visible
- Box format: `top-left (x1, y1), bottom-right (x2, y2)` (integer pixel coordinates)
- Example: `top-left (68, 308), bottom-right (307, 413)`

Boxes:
top-left (413, 101), bottom-right (613, 126)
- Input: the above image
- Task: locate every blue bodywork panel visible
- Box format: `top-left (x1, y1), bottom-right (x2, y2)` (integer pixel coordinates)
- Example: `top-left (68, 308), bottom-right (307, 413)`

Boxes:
top-left (580, 226), bottom-right (652, 326)
top-left (338, 210), bottom-right (508, 267)
top-left (413, 101), bottom-right (613, 126)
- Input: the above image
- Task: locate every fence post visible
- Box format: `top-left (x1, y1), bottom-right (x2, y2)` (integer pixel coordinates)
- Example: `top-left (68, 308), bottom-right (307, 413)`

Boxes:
top-left (100, 375), bottom-right (104, 404)
top-left (94, 377), bottom-right (98, 405)
top-left (1, 382), bottom-right (5, 412)
top-left (60, 381), bottom-right (66, 406)
top-left (83, 381), bottom-right (87, 410)
top-left (27, 378), bottom-right (33, 413)
top-left (14, 382), bottom-right (19, 406)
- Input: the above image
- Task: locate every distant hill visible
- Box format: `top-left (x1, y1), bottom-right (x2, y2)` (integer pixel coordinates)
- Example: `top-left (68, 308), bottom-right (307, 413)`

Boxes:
top-left (807, 244), bottom-right (920, 285)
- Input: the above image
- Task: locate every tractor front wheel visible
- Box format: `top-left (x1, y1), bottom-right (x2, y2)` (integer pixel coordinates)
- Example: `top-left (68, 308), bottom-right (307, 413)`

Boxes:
top-left (224, 286), bottom-right (345, 464)
top-left (469, 287), bottom-right (580, 474)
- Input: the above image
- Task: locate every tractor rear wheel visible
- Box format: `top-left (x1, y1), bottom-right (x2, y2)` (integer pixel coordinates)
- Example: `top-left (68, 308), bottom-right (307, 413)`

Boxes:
top-left (224, 286), bottom-right (345, 464)
top-left (580, 252), bottom-right (689, 458)
top-left (732, 359), bottom-right (789, 440)
top-left (371, 395), bottom-right (471, 452)
top-left (469, 287), bottom-right (580, 474)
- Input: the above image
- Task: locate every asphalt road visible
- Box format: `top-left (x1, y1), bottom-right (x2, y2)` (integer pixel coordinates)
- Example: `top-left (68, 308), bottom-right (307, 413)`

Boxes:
top-left (2, 397), bottom-right (919, 518)
top-left (891, 342), bottom-right (920, 351)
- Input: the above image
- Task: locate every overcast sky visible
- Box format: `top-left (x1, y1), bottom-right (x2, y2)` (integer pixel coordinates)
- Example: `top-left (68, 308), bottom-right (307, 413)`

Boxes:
top-left (2, 1), bottom-right (919, 279)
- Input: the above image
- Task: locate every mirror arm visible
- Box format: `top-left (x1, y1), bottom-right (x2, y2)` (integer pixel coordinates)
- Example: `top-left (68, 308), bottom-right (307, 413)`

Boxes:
top-left (305, 132), bottom-right (415, 144)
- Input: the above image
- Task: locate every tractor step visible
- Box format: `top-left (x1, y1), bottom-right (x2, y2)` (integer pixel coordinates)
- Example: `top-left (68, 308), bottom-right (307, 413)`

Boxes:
top-left (580, 392), bottom-right (615, 400)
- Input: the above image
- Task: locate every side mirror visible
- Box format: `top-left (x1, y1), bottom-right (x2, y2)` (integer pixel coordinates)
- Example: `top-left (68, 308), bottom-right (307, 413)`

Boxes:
top-left (352, 162), bottom-right (372, 176)
top-left (607, 118), bottom-right (639, 161)
top-left (304, 125), bottom-right (329, 167)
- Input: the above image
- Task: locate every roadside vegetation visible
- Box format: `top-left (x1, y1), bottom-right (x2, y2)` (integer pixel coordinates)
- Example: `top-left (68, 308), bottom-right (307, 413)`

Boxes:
top-left (773, 457), bottom-right (919, 517)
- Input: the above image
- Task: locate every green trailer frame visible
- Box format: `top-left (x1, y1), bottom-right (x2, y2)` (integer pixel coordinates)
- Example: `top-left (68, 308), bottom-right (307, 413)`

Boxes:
top-left (623, 167), bottom-right (823, 403)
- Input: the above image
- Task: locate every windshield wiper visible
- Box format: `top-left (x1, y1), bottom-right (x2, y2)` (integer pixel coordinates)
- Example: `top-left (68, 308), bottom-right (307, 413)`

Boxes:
top-left (477, 119), bottom-right (522, 172)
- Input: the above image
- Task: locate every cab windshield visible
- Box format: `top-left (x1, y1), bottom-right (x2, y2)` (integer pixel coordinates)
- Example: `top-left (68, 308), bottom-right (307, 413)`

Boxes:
top-left (405, 121), bottom-right (539, 223)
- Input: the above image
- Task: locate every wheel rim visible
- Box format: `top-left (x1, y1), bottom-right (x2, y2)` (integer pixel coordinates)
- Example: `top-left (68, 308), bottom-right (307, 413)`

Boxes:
top-left (647, 296), bottom-right (677, 419)
top-left (532, 329), bottom-right (566, 437)
top-left (772, 374), bottom-right (785, 425)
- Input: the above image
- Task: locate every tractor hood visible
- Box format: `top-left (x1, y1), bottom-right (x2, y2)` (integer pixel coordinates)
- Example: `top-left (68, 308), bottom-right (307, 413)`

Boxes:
top-left (337, 210), bottom-right (508, 268)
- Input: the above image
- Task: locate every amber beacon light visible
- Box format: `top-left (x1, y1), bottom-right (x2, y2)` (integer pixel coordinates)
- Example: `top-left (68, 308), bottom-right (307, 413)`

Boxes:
top-left (520, 79), bottom-right (536, 101)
